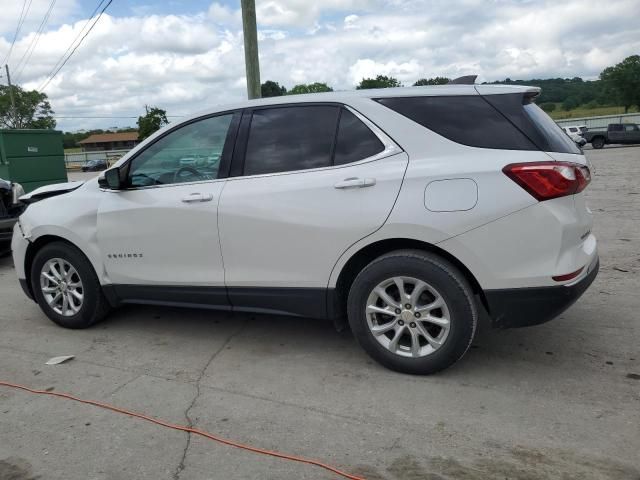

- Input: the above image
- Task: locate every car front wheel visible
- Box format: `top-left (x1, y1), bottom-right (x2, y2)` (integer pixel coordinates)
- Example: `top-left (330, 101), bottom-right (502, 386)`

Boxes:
top-left (347, 250), bottom-right (477, 374)
top-left (31, 241), bottom-right (110, 329)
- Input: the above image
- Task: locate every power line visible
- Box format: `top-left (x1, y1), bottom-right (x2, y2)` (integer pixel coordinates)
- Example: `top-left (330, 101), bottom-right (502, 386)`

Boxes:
top-left (13, 0), bottom-right (57, 83)
top-left (38, 0), bottom-right (106, 85)
top-left (39, 0), bottom-right (112, 92)
top-left (2, 0), bottom-right (33, 67)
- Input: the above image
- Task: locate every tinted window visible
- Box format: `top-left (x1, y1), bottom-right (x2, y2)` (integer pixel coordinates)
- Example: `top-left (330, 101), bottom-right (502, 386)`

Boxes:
top-left (609, 124), bottom-right (623, 131)
top-left (128, 114), bottom-right (233, 187)
top-left (522, 102), bottom-right (581, 154)
top-left (474, 93), bottom-right (580, 154)
top-left (376, 96), bottom-right (536, 150)
top-left (244, 106), bottom-right (339, 175)
top-left (334, 109), bottom-right (385, 165)
top-left (569, 127), bottom-right (578, 133)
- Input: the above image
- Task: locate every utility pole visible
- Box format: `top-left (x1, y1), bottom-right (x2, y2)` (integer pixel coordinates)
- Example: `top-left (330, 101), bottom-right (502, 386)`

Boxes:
top-left (241, 0), bottom-right (261, 99)
top-left (5, 64), bottom-right (16, 112)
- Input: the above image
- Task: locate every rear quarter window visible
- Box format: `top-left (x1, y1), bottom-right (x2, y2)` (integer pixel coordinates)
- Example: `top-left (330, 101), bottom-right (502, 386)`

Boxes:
top-left (334, 108), bottom-right (385, 165)
top-left (375, 95), bottom-right (537, 150)
top-left (521, 101), bottom-right (581, 154)
top-left (483, 93), bottom-right (581, 154)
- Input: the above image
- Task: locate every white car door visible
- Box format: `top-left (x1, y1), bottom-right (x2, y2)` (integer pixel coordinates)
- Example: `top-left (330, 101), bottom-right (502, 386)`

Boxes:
top-left (218, 104), bottom-right (407, 317)
top-left (97, 112), bottom-right (239, 304)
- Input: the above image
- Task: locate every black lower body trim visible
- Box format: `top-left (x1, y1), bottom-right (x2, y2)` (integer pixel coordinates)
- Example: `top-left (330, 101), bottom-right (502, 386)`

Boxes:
top-left (102, 284), bottom-right (337, 319)
top-left (228, 287), bottom-right (330, 318)
top-left (108, 284), bottom-right (231, 311)
top-left (19, 278), bottom-right (34, 301)
top-left (484, 258), bottom-right (599, 328)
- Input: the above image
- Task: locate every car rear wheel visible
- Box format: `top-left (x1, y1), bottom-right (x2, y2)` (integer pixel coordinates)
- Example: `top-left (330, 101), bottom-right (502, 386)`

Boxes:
top-left (591, 137), bottom-right (605, 149)
top-left (31, 241), bottom-right (110, 329)
top-left (347, 250), bottom-right (477, 374)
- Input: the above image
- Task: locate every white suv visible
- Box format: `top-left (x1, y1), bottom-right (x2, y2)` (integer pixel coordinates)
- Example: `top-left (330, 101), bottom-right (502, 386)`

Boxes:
top-left (12, 85), bottom-right (598, 374)
top-left (562, 125), bottom-right (587, 147)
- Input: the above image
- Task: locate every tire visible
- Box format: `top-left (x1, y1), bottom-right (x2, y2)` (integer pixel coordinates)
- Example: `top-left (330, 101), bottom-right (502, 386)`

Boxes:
top-left (347, 250), bottom-right (477, 375)
top-left (31, 241), bottom-right (110, 329)
top-left (591, 137), bottom-right (605, 149)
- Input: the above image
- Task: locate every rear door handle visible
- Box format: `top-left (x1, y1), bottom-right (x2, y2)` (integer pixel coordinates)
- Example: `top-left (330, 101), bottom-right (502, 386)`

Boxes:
top-left (334, 177), bottom-right (376, 189)
top-left (181, 192), bottom-right (213, 203)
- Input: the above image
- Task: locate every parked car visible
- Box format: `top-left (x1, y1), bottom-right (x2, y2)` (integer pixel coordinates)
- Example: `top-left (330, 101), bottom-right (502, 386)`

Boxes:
top-left (561, 125), bottom-right (587, 147)
top-left (12, 85), bottom-right (598, 374)
top-left (81, 159), bottom-right (107, 172)
top-left (582, 123), bottom-right (640, 149)
top-left (0, 178), bottom-right (25, 255)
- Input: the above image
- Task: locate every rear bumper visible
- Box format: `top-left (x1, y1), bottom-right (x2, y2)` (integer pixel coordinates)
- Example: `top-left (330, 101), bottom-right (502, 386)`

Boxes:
top-left (484, 257), bottom-right (599, 328)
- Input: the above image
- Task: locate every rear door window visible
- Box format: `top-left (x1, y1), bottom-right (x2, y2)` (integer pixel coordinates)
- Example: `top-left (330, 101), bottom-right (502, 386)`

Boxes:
top-left (334, 108), bottom-right (385, 165)
top-left (243, 106), bottom-right (340, 175)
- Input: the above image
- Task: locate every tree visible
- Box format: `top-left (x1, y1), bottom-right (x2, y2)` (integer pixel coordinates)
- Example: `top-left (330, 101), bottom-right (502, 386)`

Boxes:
top-left (539, 102), bottom-right (556, 113)
top-left (261, 80), bottom-right (287, 97)
top-left (561, 97), bottom-right (580, 111)
top-left (288, 82), bottom-right (333, 95)
top-left (413, 77), bottom-right (450, 86)
top-left (0, 85), bottom-right (56, 129)
top-left (600, 55), bottom-right (640, 113)
top-left (137, 105), bottom-right (168, 141)
top-left (356, 75), bottom-right (402, 89)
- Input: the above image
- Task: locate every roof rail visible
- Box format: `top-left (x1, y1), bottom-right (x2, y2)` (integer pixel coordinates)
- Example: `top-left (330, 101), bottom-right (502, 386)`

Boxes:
top-left (448, 75), bottom-right (477, 85)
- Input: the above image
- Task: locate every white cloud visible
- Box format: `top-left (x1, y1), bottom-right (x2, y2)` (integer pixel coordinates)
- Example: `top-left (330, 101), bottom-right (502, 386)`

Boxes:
top-left (256, 0), bottom-right (376, 27)
top-left (208, 2), bottom-right (241, 25)
top-left (348, 59), bottom-right (422, 84)
top-left (344, 15), bottom-right (360, 29)
top-left (0, 0), bottom-right (637, 131)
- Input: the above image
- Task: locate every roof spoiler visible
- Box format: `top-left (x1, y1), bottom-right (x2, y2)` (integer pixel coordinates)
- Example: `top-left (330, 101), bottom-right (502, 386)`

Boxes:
top-left (448, 75), bottom-right (477, 85)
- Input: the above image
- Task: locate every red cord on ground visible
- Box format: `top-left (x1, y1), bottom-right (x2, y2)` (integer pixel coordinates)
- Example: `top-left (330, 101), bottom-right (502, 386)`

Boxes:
top-left (0, 380), bottom-right (366, 480)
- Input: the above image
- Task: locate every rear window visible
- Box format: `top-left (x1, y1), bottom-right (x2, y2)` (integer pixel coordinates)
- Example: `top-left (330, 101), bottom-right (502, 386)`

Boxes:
top-left (375, 96), bottom-right (536, 151)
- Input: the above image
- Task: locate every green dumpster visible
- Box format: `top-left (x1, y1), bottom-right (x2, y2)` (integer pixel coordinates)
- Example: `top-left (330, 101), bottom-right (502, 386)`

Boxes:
top-left (0, 129), bottom-right (67, 193)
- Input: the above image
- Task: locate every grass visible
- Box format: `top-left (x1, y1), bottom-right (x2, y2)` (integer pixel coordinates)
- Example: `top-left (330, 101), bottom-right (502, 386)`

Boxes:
top-left (64, 147), bottom-right (83, 153)
top-left (549, 105), bottom-right (639, 120)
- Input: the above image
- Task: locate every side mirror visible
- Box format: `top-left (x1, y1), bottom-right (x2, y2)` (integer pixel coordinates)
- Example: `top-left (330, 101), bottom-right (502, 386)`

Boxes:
top-left (99, 167), bottom-right (123, 190)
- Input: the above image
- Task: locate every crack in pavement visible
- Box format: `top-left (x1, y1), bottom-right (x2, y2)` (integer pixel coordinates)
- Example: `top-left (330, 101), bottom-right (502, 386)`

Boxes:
top-left (172, 320), bottom-right (248, 480)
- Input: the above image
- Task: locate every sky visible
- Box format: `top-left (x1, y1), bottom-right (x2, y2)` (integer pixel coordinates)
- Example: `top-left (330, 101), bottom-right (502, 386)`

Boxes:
top-left (0, 0), bottom-right (639, 132)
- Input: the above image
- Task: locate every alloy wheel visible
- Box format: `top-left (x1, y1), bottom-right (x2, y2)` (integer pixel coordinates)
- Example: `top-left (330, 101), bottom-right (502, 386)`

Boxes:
top-left (365, 276), bottom-right (451, 358)
top-left (40, 258), bottom-right (84, 317)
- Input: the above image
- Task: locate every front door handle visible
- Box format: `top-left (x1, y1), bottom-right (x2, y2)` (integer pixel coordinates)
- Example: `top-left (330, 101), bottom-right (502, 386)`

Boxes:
top-left (334, 177), bottom-right (376, 189)
top-left (181, 192), bottom-right (213, 203)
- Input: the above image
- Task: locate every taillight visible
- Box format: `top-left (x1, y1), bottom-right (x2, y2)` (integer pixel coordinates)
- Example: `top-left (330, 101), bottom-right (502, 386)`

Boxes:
top-left (552, 267), bottom-right (584, 282)
top-left (502, 161), bottom-right (591, 201)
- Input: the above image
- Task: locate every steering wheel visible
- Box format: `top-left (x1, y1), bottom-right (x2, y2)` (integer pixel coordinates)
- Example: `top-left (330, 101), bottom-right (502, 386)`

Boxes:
top-left (173, 166), bottom-right (203, 183)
